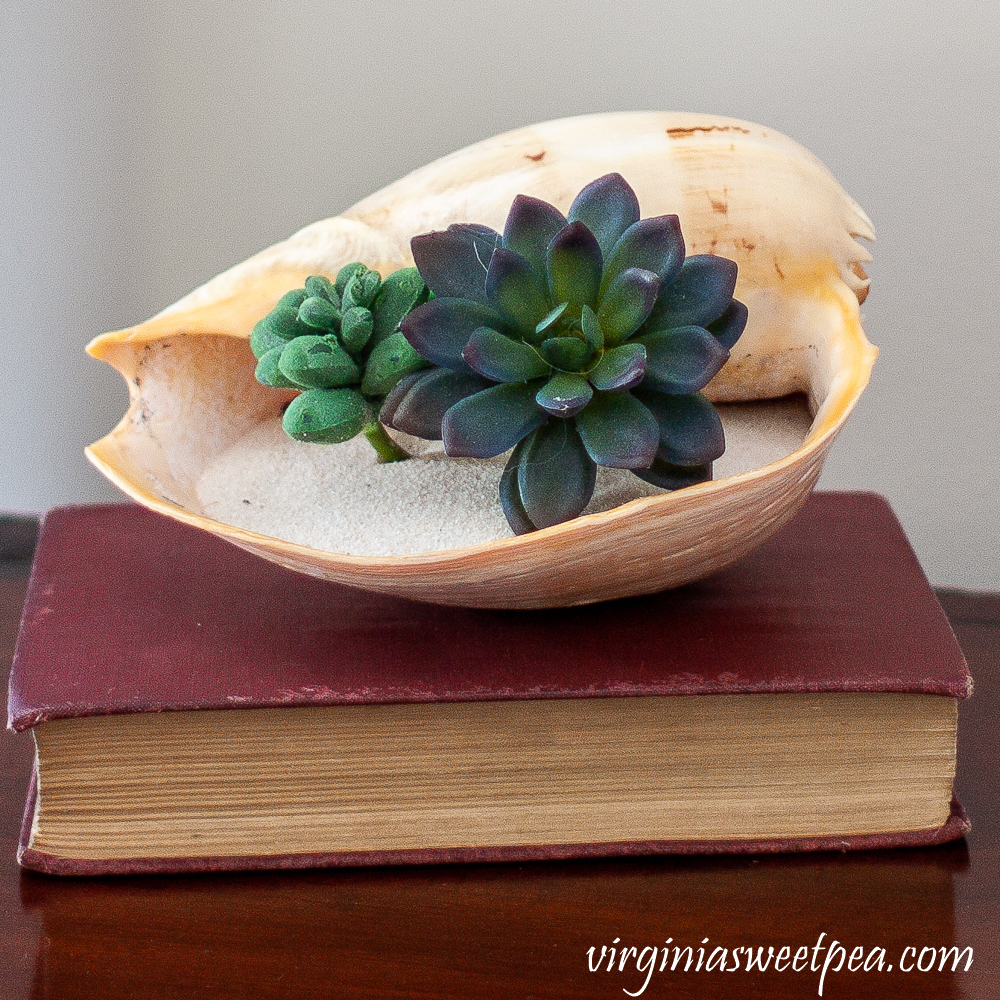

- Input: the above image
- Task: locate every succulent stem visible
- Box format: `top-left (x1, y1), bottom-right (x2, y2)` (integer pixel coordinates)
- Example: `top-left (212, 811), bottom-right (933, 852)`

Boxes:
top-left (362, 421), bottom-right (410, 463)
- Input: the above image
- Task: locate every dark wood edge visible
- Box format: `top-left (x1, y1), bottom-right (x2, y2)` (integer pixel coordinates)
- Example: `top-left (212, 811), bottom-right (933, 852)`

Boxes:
top-left (935, 587), bottom-right (1000, 626)
top-left (0, 515), bottom-right (39, 564)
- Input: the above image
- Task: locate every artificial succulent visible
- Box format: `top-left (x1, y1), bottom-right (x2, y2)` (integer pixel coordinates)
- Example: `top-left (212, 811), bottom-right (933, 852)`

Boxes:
top-left (382, 173), bottom-right (747, 532)
top-left (251, 263), bottom-right (430, 461)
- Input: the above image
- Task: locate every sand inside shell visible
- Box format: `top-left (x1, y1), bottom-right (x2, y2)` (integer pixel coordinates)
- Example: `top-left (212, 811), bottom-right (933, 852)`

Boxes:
top-left (196, 397), bottom-right (812, 556)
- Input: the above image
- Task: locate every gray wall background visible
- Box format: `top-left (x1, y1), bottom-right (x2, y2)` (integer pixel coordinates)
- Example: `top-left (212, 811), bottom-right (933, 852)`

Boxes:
top-left (2, 1), bottom-right (997, 589)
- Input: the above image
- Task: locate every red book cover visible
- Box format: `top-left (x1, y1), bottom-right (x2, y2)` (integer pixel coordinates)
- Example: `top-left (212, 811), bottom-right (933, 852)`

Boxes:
top-left (7, 492), bottom-right (972, 874)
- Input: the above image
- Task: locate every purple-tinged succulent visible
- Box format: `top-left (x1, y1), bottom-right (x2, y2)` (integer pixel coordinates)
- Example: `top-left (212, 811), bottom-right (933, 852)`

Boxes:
top-left (383, 173), bottom-right (748, 533)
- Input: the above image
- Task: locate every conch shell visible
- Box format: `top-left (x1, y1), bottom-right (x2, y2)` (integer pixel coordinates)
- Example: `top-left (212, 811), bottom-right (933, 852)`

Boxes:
top-left (86, 112), bottom-right (876, 608)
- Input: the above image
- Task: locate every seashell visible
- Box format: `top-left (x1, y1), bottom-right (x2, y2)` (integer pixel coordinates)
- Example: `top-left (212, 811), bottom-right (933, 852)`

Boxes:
top-left (86, 111), bottom-right (876, 609)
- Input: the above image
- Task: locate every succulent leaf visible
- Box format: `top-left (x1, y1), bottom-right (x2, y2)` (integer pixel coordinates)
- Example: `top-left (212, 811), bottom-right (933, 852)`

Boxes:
top-left (535, 301), bottom-right (569, 337)
top-left (503, 195), bottom-right (567, 280)
top-left (442, 381), bottom-right (546, 458)
top-left (258, 304), bottom-right (302, 341)
top-left (632, 457), bottom-right (713, 490)
top-left (278, 335), bottom-right (360, 389)
top-left (632, 388), bottom-right (726, 465)
top-left (450, 222), bottom-right (503, 239)
top-left (539, 336), bottom-right (591, 371)
top-left (298, 295), bottom-right (341, 331)
top-left (335, 262), bottom-right (367, 295)
top-left (575, 391), bottom-right (659, 468)
top-left (340, 306), bottom-right (374, 353)
top-left (411, 225), bottom-right (501, 304)
top-left (638, 325), bottom-right (730, 394)
top-left (546, 221), bottom-right (603, 309)
top-left (499, 440), bottom-right (537, 535)
top-left (254, 345), bottom-right (298, 388)
top-left (401, 297), bottom-right (507, 373)
top-left (342, 268), bottom-right (381, 309)
top-left (462, 326), bottom-right (549, 383)
top-left (361, 331), bottom-right (430, 396)
top-left (567, 173), bottom-right (640, 260)
top-left (380, 369), bottom-right (490, 440)
top-left (596, 266), bottom-right (660, 345)
top-left (580, 304), bottom-right (604, 350)
top-left (517, 421), bottom-right (597, 530)
top-left (276, 288), bottom-right (308, 311)
top-left (645, 255), bottom-right (738, 330)
top-left (601, 215), bottom-right (684, 296)
top-left (282, 387), bottom-right (368, 444)
top-left (535, 372), bottom-right (593, 417)
top-left (304, 275), bottom-right (338, 305)
top-left (707, 299), bottom-right (749, 350)
top-left (485, 247), bottom-right (550, 334)
top-left (371, 267), bottom-right (429, 347)
top-left (250, 320), bottom-right (288, 360)
top-left (587, 343), bottom-right (647, 392)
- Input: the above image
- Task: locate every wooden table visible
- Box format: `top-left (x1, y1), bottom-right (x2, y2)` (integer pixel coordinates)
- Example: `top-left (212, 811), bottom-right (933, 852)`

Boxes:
top-left (1, 518), bottom-right (996, 998)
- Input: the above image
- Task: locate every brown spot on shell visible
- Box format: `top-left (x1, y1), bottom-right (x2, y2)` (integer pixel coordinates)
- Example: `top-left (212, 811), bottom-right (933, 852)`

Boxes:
top-left (851, 261), bottom-right (870, 303)
top-left (708, 191), bottom-right (728, 214)
top-left (525, 150), bottom-right (546, 162)
top-left (740, 238), bottom-right (756, 251)
top-left (667, 125), bottom-right (751, 138)
top-left (773, 258), bottom-right (786, 280)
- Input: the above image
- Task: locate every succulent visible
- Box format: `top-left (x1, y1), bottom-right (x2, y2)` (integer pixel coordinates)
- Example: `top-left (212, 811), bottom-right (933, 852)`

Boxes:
top-left (251, 263), bottom-right (430, 461)
top-left (382, 173), bottom-right (747, 533)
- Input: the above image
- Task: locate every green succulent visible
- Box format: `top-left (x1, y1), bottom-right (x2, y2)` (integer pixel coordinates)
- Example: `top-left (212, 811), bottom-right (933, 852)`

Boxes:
top-left (382, 173), bottom-right (747, 533)
top-left (251, 263), bottom-right (430, 461)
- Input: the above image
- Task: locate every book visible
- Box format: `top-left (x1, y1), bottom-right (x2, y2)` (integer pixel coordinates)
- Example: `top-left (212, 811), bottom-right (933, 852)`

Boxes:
top-left (7, 493), bottom-right (971, 876)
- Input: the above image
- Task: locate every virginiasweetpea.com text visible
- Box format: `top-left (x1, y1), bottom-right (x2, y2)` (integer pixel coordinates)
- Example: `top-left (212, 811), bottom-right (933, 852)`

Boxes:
top-left (587, 932), bottom-right (973, 996)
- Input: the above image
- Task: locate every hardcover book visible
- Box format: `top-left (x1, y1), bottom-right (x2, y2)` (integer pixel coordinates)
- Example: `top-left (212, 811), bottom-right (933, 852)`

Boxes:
top-left (7, 493), bottom-right (971, 876)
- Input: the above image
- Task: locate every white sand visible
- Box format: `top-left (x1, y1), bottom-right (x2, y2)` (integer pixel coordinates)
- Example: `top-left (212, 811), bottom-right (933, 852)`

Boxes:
top-left (196, 397), bottom-right (813, 556)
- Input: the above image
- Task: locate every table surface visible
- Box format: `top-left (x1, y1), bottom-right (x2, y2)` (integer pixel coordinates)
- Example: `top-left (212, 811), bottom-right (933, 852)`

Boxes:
top-left (0, 518), bottom-right (996, 999)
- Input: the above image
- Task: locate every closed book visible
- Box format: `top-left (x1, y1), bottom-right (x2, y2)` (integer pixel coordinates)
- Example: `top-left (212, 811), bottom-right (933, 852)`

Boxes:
top-left (7, 493), bottom-right (971, 876)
